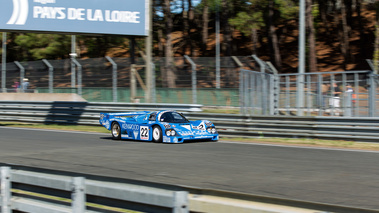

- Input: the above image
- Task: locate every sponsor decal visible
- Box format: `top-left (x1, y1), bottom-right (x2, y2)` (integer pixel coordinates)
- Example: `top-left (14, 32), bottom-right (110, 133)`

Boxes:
top-left (31, 7), bottom-right (140, 23)
top-left (1, 0), bottom-right (148, 36)
top-left (195, 135), bottom-right (211, 139)
top-left (192, 122), bottom-right (206, 131)
top-left (133, 131), bottom-right (138, 139)
top-left (140, 126), bottom-right (149, 140)
top-left (122, 124), bottom-right (139, 131)
top-left (195, 131), bottom-right (208, 135)
top-left (180, 131), bottom-right (193, 136)
top-left (163, 136), bottom-right (170, 143)
top-left (173, 138), bottom-right (178, 143)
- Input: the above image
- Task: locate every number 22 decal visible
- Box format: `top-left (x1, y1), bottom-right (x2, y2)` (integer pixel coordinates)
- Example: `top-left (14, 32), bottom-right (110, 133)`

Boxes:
top-left (140, 126), bottom-right (149, 140)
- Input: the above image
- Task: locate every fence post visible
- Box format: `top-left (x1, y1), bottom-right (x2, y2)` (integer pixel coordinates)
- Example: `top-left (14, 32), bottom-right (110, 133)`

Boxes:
top-left (368, 73), bottom-right (376, 117)
top-left (172, 191), bottom-right (188, 213)
top-left (106, 56), bottom-right (118, 102)
top-left (306, 75), bottom-right (311, 116)
top-left (344, 89), bottom-right (353, 117)
top-left (266, 62), bottom-right (279, 115)
top-left (72, 58), bottom-right (82, 96)
top-left (184, 55), bottom-right (197, 104)
top-left (354, 73), bottom-right (359, 116)
top-left (14, 61), bottom-right (25, 92)
top-left (252, 55), bottom-right (265, 73)
top-left (317, 74), bottom-right (323, 116)
top-left (296, 74), bottom-right (305, 116)
top-left (130, 64), bottom-right (137, 102)
top-left (285, 76), bottom-right (290, 114)
top-left (245, 72), bottom-right (250, 115)
top-left (71, 177), bottom-right (85, 213)
top-left (1, 167), bottom-right (11, 213)
top-left (1, 32), bottom-right (6, 93)
top-left (152, 62), bottom-right (156, 103)
top-left (239, 69), bottom-right (245, 114)
top-left (252, 55), bottom-right (267, 115)
top-left (42, 59), bottom-right (54, 93)
top-left (70, 52), bottom-right (77, 94)
top-left (366, 59), bottom-right (378, 75)
top-left (330, 74), bottom-right (336, 116)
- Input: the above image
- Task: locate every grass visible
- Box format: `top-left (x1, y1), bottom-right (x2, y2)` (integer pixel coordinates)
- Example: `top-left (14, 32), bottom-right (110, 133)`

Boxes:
top-left (201, 108), bottom-right (240, 114)
top-left (223, 137), bottom-right (379, 151)
top-left (0, 122), bottom-right (110, 133)
top-left (2, 121), bottom-right (379, 151)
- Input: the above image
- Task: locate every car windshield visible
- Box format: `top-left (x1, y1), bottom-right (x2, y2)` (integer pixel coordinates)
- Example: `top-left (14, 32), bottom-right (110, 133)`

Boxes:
top-left (160, 112), bottom-right (189, 123)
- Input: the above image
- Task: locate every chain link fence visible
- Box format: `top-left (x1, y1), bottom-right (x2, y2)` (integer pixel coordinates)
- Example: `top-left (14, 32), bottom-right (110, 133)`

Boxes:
top-left (277, 71), bottom-right (372, 117)
top-left (1, 56), bottom-right (379, 117)
top-left (240, 66), bottom-right (378, 117)
top-left (0, 56), bottom-right (254, 106)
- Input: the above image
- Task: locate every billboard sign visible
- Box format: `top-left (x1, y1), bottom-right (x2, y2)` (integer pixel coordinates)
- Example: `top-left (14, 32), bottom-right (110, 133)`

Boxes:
top-left (0, 0), bottom-right (149, 36)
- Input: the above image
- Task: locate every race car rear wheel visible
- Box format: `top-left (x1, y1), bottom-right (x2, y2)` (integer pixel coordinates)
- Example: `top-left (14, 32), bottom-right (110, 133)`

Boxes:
top-left (111, 122), bottom-right (121, 140)
top-left (152, 126), bottom-right (162, 143)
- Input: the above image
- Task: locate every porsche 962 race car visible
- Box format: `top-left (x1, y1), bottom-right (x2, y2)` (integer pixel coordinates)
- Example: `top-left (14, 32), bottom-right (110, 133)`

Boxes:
top-left (99, 110), bottom-right (219, 143)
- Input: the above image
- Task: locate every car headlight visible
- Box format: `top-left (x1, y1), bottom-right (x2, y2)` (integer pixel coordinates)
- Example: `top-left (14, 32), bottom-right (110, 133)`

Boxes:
top-left (165, 129), bottom-right (176, 136)
top-left (207, 127), bottom-right (217, 134)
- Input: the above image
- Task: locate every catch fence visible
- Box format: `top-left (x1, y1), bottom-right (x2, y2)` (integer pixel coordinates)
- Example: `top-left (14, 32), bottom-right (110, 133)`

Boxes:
top-left (240, 69), bottom-right (378, 117)
top-left (0, 56), bottom-right (248, 106)
top-left (1, 56), bottom-right (378, 117)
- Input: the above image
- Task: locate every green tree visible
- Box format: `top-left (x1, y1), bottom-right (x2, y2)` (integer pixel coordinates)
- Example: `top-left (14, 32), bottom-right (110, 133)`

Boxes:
top-left (79, 36), bottom-right (126, 58)
top-left (229, 10), bottom-right (264, 55)
top-left (15, 34), bottom-right (71, 60)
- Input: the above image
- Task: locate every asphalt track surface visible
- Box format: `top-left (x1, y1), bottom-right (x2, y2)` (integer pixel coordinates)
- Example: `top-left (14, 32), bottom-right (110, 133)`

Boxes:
top-left (1, 127), bottom-right (379, 210)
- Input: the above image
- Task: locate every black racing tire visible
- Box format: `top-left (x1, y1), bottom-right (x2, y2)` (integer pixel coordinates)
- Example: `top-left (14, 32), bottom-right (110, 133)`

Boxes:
top-left (111, 122), bottom-right (121, 140)
top-left (152, 126), bottom-right (162, 143)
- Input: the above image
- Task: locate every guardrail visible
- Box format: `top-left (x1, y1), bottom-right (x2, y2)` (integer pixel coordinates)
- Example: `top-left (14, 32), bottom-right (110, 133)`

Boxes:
top-left (187, 113), bottom-right (379, 142)
top-left (0, 101), bottom-right (202, 125)
top-left (1, 166), bottom-right (376, 213)
top-left (0, 166), bottom-right (188, 213)
top-left (1, 101), bottom-right (379, 142)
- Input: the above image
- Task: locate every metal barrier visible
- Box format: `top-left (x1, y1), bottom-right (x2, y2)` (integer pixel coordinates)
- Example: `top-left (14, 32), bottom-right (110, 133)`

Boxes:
top-left (0, 167), bottom-right (188, 213)
top-left (188, 113), bottom-right (379, 142)
top-left (1, 101), bottom-right (379, 142)
top-left (1, 166), bottom-right (376, 213)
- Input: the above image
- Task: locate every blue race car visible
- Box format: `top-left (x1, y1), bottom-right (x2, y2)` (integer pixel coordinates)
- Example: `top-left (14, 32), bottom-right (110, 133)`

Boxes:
top-left (99, 110), bottom-right (219, 143)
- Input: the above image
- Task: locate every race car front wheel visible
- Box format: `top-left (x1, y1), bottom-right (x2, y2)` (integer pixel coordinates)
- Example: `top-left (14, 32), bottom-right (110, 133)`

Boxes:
top-left (111, 122), bottom-right (121, 140)
top-left (152, 126), bottom-right (162, 143)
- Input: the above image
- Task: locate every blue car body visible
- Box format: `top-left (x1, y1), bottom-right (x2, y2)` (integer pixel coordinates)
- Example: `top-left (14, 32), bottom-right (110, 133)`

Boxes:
top-left (99, 110), bottom-right (219, 143)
